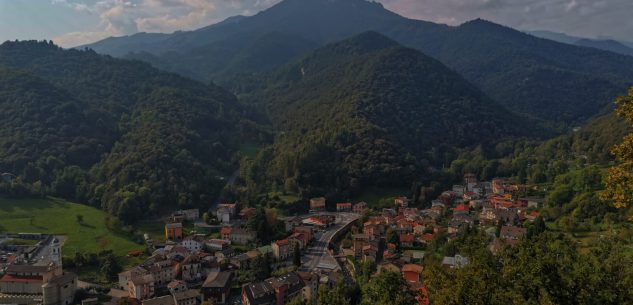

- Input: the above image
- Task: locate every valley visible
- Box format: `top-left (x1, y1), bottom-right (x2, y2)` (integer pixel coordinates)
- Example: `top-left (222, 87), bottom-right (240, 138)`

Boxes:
top-left (1, 0), bottom-right (633, 305)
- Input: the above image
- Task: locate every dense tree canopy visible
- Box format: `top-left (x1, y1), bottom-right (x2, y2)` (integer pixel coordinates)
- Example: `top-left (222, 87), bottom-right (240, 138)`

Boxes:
top-left (601, 88), bottom-right (633, 209)
top-left (0, 41), bottom-right (257, 222)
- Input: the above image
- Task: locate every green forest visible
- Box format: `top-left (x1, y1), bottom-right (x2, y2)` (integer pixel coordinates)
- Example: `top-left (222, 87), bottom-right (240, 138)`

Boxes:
top-left (0, 40), bottom-right (263, 223)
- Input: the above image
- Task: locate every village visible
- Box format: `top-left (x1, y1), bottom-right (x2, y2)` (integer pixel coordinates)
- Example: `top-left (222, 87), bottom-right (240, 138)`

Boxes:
top-left (0, 173), bottom-right (545, 305)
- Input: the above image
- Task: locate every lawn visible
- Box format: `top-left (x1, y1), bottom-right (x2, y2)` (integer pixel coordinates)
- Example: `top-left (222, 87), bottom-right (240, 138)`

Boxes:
top-left (0, 196), bottom-right (143, 257)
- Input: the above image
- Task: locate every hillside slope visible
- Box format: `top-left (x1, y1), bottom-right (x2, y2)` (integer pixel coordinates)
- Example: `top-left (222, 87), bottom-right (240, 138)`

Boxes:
top-left (81, 0), bottom-right (633, 125)
top-left (243, 32), bottom-right (541, 198)
top-left (0, 41), bottom-right (245, 222)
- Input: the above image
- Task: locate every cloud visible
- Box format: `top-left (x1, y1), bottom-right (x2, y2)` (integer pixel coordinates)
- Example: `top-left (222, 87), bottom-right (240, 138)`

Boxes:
top-left (52, 0), bottom-right (282, 47)
top-left (377, 0), bottom-right (633, 41)
top-left (51, 0), bottom-right (633, 47)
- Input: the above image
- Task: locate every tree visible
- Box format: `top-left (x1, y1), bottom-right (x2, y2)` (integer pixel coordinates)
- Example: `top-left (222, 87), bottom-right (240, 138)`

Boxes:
top-left (76, 214), bottom-right (83, 224)
top-left (360, 271), bottom-right (416, 305)
top-left (602, 87), bottom-right (633, 209)
top-left (100, 252), bottom-right (121, 280)
top-left (252, 254), bottom-right (271, 280)
top-left (293, 243), bottom-right (302, 267)
top-left (287, 296), bottom-right (306, 305)
top-left (318, 281), bottom-right (349, 305)
top-left (203, 212), bottom-right (210, 224)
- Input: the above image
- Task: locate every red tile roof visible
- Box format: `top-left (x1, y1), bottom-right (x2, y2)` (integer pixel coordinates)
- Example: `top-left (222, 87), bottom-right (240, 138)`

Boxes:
top-left (454, 203), bottom-right (469, 212)
top-left (0, 274), bottom-right (43, 283)
top-left (220, 227), bottom-right (232, 235)
top-left (402, 264), bottom-right (424, 273)
top-left (275, 239), bottom-right (290, 246)
top-left (400, 233), bottom-right (414, 243)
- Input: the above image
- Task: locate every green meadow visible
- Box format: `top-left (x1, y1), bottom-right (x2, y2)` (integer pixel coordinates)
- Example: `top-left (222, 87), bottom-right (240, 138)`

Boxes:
top-left (0, 197), bottom-right (143, 257)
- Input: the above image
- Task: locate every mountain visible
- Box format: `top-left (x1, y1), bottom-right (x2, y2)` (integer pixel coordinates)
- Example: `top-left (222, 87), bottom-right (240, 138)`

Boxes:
top-left (0, 40), bottom-right (247, 223)
top-left (529, 30), bottom-right (633, 56)
top-left (241, 32), bottom-right (542, 198)
top-left (575, 38), bottom-right (633, 56)
top-left (81, 0), bottom-right (633, 126)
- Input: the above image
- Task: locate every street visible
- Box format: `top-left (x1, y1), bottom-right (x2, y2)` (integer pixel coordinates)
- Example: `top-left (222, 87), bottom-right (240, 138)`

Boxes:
top-left (299, 213), bottom-right (359, 272)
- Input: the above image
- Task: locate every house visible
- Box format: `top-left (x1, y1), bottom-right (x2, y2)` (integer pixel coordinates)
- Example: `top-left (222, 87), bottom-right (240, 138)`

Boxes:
top-left (298, 272), bottom-right (319, 305)
top-left (147, 260), bottom-right (176, 287)
top-left (518, 197), bottom-right (545, 209)
top-left (217, 203), bottom-right (237, 216)
top-left (202, 271), bottom-right (233, 304)
top-left (173, 289), bottom-right (200, 305)
top-left (336, 202), bottom-right (352, 212)
top-left (309, 197), bottom-right (326, 211)
top-left (230, 228), bottom-right (256, 245)
top-left (402, 264), bottom-right (424, 283)
top-left (172, 209), bottom-right (199, 222)
top-left (285, 216), bottom-right (304, 232)
top-left (353, 202), bottom-right (368, 214)
top-left (220, 227), bottom-right (232, 240)
top-left (206, 239), bottom-right (229, 252)
top-left (293, 226), bottom-right (313, 243)
top-left (464, 173), bottom-right (478, 190)
top-left (441, 255), bottom-right (469, 269)
top-left (352, 234), bottom-right (370, 257)
top-left (394, 197), bottom-right (410, 208)
top-left (289, 233), bottom-right (309, 250)
top-left (453, 203), bottom-right (469, 215)
top-left (129, 274), bottom-right (156, 300)
top-left (241, 281), bottom-right (275, 305)
top-left (271, 239), bottom-right (292, 260)
top-left (500, 226), bottom-right (527, 241)
top-left (179, 255), bottom-right (202, 282)
top-left (167, 280), bottom-right (188, 294)
top-left (119, 266), bottom-right (150, 290)
top-left (452, 185), bottom-right (466, 196)
top-left (399, 233), bottom-right (414, 247)
top-left (230, 251), bottom-right (260, 270)
top-left (240, 208), bottom-right (257, 220)
top-left (165, 223), bottom-right (183, 241)
top-left (1, 172), bottom-right (15, 183)
top-left (217, 208), bottom-right (232, 224)
top-left (0, 264), bottom-right (77, 305)
top-left (181, 236), bottom-right (203, 252)
top-left (242, 273), bottom-right (305, 305)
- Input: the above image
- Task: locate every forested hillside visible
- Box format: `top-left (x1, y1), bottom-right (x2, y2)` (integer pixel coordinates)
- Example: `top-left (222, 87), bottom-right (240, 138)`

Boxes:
top-left (239, 32), bottom-right (543, 201)
top-left (0, 40), bottom-right (249, 223)
top-left (82, 0), bottom-right (633, 126)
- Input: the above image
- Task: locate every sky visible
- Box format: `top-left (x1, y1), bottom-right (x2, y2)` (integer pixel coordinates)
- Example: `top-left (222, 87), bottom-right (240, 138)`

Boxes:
top-left (0, 0), bottom-right (631, 48)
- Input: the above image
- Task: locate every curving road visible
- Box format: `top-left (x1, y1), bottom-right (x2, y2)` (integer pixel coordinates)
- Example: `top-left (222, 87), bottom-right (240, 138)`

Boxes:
top-left (300, 213), bottom-right (359, 272)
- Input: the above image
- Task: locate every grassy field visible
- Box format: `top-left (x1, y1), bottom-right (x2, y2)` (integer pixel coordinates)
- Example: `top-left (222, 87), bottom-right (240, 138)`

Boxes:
top-left (0, 197), bottom-right (143, 257)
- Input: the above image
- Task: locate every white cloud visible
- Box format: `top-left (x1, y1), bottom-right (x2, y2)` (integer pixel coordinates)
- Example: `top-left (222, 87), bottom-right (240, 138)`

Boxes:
top-left (51, 0), bottom-right (633, 47)
top-left (52, 0), bottom-right (282, 47)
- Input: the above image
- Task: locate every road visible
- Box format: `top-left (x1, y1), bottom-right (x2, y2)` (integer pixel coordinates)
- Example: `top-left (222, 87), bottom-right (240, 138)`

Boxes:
top-left (300, 213), bottom-right (359, 272)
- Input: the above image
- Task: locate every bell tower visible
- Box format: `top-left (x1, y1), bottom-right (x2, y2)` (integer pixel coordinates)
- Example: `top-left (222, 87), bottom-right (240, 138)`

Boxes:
top-left (50, 237), bottom-right (62, 267)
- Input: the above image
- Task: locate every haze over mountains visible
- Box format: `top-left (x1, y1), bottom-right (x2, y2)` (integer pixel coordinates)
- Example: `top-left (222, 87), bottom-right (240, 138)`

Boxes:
top-left (529, 30), bottom-right (633, 56)
top-left (82, 0), bottom-right (633, 126)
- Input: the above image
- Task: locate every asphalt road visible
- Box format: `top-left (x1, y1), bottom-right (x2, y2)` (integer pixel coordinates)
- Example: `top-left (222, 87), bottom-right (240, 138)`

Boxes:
top-left (300, 213), bottom-right (358, 272)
